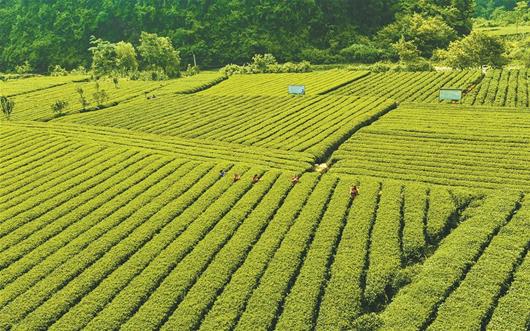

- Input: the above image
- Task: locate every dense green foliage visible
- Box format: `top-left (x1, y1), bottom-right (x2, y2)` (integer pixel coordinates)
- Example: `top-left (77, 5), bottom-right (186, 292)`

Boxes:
top-left (475, 0), bottom-right (529, 19)
top-left (0, 0), bottom-right (479, 72)
top-left (436, 31), bottom-right (508, 68)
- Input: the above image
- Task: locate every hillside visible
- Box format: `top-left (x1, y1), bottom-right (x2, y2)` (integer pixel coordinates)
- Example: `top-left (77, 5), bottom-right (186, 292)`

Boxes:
top-left (0, 1), bottom-right (475, 71)
top-left (0, 69), bottom-right (529, 330)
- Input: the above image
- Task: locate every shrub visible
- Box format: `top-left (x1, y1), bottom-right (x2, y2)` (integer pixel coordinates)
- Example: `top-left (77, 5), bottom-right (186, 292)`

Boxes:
top-left (219, 54), bottom-right (312, 76)
top-left (340, 44), bottom-right (385, 63)
top-left (137, 69), bottom-right (169, 81)
top-left (50, 65), bottom-right (68, 76)
top-left (15, 61), bottom-right (33, 74)
top-left (183, 64), bottom-right (200, 77)
top-left (251, 53), bottom-right (277, 71)
top-left (300, 48), bottom-right (341, 64)
top-left (370, 62), bottom-right (392, 72)
top-left (351, 313), bottom-right (384, 331)
top-left (267, 61), bottom-right (312, 73)
top-left (401, 59), bottom-right (434, 71)
top-left (219, 64), bottom-right (244, 76)
top-left (70, 66), bottom-right (87, 75)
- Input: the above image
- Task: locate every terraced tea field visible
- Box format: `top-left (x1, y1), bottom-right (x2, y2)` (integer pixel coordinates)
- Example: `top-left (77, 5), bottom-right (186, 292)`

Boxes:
top-left (55, 94), bottom-right (395, 159)
top-left (2, 73), bottom-right (225, 121)
top-left (463, 69), bottom-right (530, 108)
top-left (156, 72), bottom-right (226, 95)
top-left (2, 121), bottom-right (312, 171)
top-left (331, 103), bottom-right (530, 191)
top-left (3, 128), bottom-right (528, 330)
top-left (0, 75), bottom-right (88, 97)
top-left (1, 69), bottom-right (529, 330)
top-left (332, 70), bottom-right (482, 103)
top-left (477, 24), bottom-right (530, 37)
top-left (200, 70), bottom-right (368, 96)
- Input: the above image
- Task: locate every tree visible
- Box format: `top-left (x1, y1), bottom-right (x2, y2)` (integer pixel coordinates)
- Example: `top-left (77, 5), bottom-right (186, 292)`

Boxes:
top-left (138, 32), bottom-right (180, 78)
top-left (407, 14), bottom-right (457, 57)
top-left (115, 41), bottom-right (138, 76)
top-left (251, 54), bottom-right (277, 72)
top-left (393, 36), bottom-right (421, 62)
top-left (89, 36), bottom-right (117, 76)
top-left (377, 13), bottom-right (457, 58)
top-left (397, 0), bottom-right (474, 35)
top-left (438, 31), bottom-right (507, 68)
top-left (507, 35), bottom-right (530, 67)
top-left (1, 96), bottom-right (15, 120)
top-left (515, 1), bottom-right (528, 35)
top-left (51, 100), bottom-right (69, 116)
top-left (449, 0), bottom-right (475, 35)
top-left (92, 82), bottom-right (109, 107)
top-left (76, 87), bottom-right (90, 110)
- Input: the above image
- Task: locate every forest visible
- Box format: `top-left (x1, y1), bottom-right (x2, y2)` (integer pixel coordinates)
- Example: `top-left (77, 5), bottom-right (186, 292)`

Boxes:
top-left (0, 1), bottom-right (527, 73)
top-left (0, 0), bottom-right (481, 72)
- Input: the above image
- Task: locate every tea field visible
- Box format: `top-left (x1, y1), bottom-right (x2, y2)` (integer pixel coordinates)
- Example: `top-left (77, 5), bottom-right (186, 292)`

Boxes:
top-left (331, 103), bottom-right (530, 191)
top-left (0, 69), bottom-right (529, 330)
top-left (0, 75), bottom-right (88, 97)
top-left (2, 121), bottom-right (312, 171)
top-left (199, 70), bottom-right (369, 96)
top-left (54, 94), bottom-right (396, 159)
top-left (463, 69), bottom-right (530, 108)
top-left (3, 72), bottom-right (225, 121)
top-left (332, 70), bottom-right (482, 103)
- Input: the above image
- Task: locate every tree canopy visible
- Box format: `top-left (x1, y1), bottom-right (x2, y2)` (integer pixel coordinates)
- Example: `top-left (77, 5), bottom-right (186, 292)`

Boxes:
top-left (436, 31), bottom-right (507, 68)
top-left (475, 0), bottom-right (519, 18)
top-left (0, 0), bottom-right (478, 72)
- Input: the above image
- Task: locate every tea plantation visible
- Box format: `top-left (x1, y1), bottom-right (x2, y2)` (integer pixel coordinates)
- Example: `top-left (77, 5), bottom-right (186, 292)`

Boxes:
top-left (0, 69), bottom-right (529, 330)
